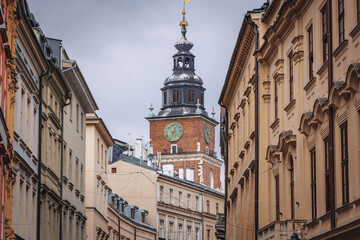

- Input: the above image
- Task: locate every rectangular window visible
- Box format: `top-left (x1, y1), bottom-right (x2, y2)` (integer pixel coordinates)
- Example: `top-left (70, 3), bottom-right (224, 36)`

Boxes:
top-left (322, 5), bottom-right (329, 62)
top-left (311, 149), bottom-right (317, 220)
top-left (274, 79), bottom-right (278, 119)
top-left (195, 228), bottom-right (200, 240)
top-left (289, 53), bottom-right (294, 101)
top-left (179, 191), bottom-right (183, 207)
top-left (308, 25), bottom-right (314, 79)
top-left (195, 196), bottom-right (199, 211)
top-left (169, 222), bottom-right (174, 240)
top-left (206, 200), bottom-right (210, 213)
top-left (76, 104), bottom-right (79, 131)
top-left (275, 175), bottom-right (280, 220)
top-left (187, 226), bottom-right (191, 240)
top-left (341, 123), bottom-right (349, 204)
top-left (324, 138), bottom-right (331, 212)
top-left (338, 0), bottom-right (345, 43)
top-left (178, 224), bottom-right (183, 240)
top-left (131, 209), bottom-right (135, 219)
top-left (358, 0), bottom-right (360, 23)
top-left (81, 112), bottom-right (84, 137)
top-left (97, 138), bottom-right (100, 163)
top-left (160, 186), bottom-right (164, 202)
top-left (111, 167), bottom-right (116, 173)
top-left (159, 220), bottom-right (164, 238)
top-left (216, 203), bottom-right (219, 214)
top-left (187, 194), bottom-right (191, 209)
top-left (170, 189), bottom-right (173, 204)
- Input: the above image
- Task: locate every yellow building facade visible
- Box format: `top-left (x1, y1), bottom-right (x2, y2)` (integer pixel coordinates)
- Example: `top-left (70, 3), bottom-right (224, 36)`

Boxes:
top-left (220, 0), bottom-right (360, 239)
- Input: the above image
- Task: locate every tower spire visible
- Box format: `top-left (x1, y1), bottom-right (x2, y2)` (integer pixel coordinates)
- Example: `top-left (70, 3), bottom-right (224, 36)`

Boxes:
top-left (180, 1), bottom-right (189, 38)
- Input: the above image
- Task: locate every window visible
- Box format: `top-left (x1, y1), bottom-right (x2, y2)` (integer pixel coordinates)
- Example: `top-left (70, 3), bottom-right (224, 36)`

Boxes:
top-left (275, 175), bottom-right (280, 220)
top-left (171, 145), bottom-right (177, 154)
top-left (322, 5), bottom-right (329, 62)
top-left (338, 0), bottom-right (345, 43)
top-left (195, 196), bottom-right (199, 211)
top-left (187, 226), bottom-right (191, 240)
top-left (111, 168), bottom-right (117, 173)
top-left (170, 189), bottom-right (174, 204)
top-left (173, 90), bottom-right (179, 103)
top-left (289, 53), bottom-right (294, 101)
top-left (324, 138), bottom-right (331, 212)
top-left (195, 228), bottom-right (200, 240)
top-left (101, 144), bottom-right (104, 168)
top-left (178, 224), bottom-right (183, 240)
top-left (308, 25), bottom-right (314, 79)
top-left (169, 222), bottom-right (174, 240)
top-left (187, 194), bottom-right (191, 209)
top-left (179, 191), bottom-right (183, 207)
top-left (81, 112), bottom-right (84, 137)
top-left (97, 138), bottom-right (100, 163)
top-left (206, 200), bottom-right (210, 213)
top-left (207, 230), bottom-right (210, 240)
top-left (160, 186), bottom-right (164, 202)
top-left (159, 220), bottom-right (164, 238)
top-left (311, 149), bottom-right (317, 220)
top-left (163, 91), bottom-right (167, 105)
top-left (274, 79), bottom-right (278, 119)
top-left (76, 104), bottom-right (79, 131)
top-left (179, 168), bottom-right (184, 179)
top-left (131, 209), bottom-right (135, 219)
top-left (341, 123), bottom-right (349, 204)
top-left (216, 203), bottom-right (219, 214)
top-left (289, 155), bottom-right (295, 219)
top-left (188, 90), bottom-right (195, 103)
top-left (358, 0), bottom-right (360, 23)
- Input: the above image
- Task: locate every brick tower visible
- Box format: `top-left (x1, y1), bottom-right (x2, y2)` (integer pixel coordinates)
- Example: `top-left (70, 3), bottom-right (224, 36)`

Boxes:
top-left (147, 6), bottom-right (222, 190)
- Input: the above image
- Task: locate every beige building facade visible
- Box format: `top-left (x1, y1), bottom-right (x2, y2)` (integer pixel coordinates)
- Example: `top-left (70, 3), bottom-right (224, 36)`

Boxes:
top-left (85, 113), bottom-right (114, 239)
top-left (220, 0), bottom-right (360, 239)
top-left (108, 146), bottom-right (225, 240)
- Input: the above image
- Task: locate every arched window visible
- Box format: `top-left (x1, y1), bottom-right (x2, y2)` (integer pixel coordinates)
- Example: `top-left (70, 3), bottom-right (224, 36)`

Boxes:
top-left (209, 172), bottom-right (214, 189)
top-left (173, 90), bottom-right (179, 103)
top-left (177, 58), bottom-right (183, 68)
top-left (185, 57), bottom-right (190, 68)
top-left (188, 90), bottom-right (195, 103)
top-left (163, 91), bottom-right (167, 105)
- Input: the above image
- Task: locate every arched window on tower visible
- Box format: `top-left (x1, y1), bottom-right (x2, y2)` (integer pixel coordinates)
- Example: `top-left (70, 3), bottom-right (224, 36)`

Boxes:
top-left (173, 90), bottom-right (179, 103)
top-left (209, 172), bottom-right (214, 189)
top-left (188, 90), bottom-right (195, 103)
top-left (185, 57), bottom-right (190, 68)
top-left (177, 58), bottom-right (183, 68)
top-left (163, 91), bottom-right (167, 105)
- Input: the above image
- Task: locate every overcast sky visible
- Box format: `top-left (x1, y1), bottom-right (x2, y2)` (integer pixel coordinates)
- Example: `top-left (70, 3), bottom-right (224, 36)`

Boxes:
top-left (29, 0), bottom-right (265, 150)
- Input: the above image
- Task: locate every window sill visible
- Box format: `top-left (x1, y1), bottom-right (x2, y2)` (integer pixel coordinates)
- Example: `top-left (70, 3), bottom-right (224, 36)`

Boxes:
top-left (284, 99), bottom-right (296, 113)
top-left (316, 60), bottom-right (328, 76)
top-left (270, 118), bottom-right (279, 130)
top-left (349, 22), bottom-right (360, 39)
top-left (335, 201), bottom-right (353, 214)
top-left (332, 39), bottom-right (348, 60)
top-left (304, 76), bottom-right (316, 92)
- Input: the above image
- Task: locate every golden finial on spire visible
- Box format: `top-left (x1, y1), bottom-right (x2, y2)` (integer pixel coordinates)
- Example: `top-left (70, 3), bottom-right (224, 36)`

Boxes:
top-left (180, 0), bottom-right (189, 27)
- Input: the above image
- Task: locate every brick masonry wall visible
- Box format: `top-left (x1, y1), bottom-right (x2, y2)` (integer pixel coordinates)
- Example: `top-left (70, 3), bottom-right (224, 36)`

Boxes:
top-left (149, 117), bottom-right (215, 154)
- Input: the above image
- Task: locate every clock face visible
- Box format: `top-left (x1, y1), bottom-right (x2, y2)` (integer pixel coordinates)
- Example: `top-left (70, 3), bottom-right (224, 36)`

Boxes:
top-left (164, 122), bottom-right (183, 142)
top-left (204, 124), bottom-right (211, 144)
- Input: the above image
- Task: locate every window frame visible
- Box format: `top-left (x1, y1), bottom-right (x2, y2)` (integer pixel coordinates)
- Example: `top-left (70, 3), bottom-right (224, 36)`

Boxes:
top-left (324, 138), bottom-right (331, 212)
top-left (289, 53), bottom-right (294, 102)
top-left (275, 175), bottom-right (280, 220)
top-left (338, 0), bottom-right (345, 43)
top-left (341, 123), bottom-right (349, 204)
top-left (308, 25), bottom-right (314, 80)
top-left (322, 5), bottom-right (329, 63)
top-left (274, 78), bottom-right (278, 119)
top-left (173, 90), bottom-right (180, 103)
top-left (311, 148), bottom-right (317, 220)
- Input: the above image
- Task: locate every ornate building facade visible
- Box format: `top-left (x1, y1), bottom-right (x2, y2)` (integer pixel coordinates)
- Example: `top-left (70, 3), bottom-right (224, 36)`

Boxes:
top-left (147, 7), bottom-right (222, 191)
top-left (220, 0), bottom-right (360, 239)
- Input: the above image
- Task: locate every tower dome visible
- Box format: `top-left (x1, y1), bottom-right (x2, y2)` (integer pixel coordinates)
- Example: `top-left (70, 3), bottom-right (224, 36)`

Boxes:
top-left (157, 6), bottom-right (208, 117)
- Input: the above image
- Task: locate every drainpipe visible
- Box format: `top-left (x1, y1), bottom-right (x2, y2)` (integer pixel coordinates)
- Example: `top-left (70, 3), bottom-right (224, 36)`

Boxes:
top-left (59, 92), bottom-right (72, 240)
top-left (36, 62), bottom-right (50, 240)
top-left (253, 21), bottom-right (259, 240)
top-left (219, 105), bottom-right (228, 239)
top-left (326, 0), bottom-right (336, 230)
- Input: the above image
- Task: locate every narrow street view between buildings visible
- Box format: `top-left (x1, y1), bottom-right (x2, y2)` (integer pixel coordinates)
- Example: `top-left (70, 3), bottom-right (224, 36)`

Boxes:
top-left (0, 0), bottom-right (359, 239)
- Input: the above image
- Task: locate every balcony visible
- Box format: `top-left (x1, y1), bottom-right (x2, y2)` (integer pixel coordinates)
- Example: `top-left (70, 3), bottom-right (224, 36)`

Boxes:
top-left (258, 220), bottom-right (306, 240)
